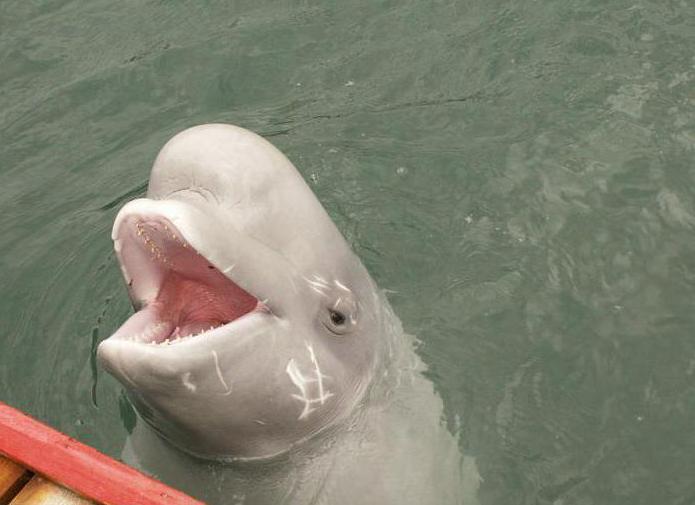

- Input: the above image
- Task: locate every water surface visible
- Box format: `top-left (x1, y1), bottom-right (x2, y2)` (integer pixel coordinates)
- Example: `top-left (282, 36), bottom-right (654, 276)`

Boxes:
top-left (1, 1), bottom-right (695, 503)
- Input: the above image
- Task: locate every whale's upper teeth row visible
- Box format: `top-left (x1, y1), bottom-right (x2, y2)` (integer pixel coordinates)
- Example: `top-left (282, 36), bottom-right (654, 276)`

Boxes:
top-left (134, 221), bottom-right (188, 265)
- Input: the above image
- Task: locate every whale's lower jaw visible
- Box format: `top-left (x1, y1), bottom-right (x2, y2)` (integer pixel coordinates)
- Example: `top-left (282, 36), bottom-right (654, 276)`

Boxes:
top-left (107, 213), bottom-right (265, 347)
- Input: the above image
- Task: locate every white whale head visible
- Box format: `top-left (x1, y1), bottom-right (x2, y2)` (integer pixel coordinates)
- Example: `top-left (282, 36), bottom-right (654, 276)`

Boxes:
top-left (98, 124), bottom-right (388, 460)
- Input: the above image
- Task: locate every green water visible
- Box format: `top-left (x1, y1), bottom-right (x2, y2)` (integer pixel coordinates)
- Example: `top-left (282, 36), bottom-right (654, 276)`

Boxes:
top-left (1, 1), bottom-right (695, 503)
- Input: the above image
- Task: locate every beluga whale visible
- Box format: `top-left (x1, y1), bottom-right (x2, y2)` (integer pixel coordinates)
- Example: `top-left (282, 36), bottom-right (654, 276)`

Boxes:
top-left (97, 124), bottom-right (474, 504)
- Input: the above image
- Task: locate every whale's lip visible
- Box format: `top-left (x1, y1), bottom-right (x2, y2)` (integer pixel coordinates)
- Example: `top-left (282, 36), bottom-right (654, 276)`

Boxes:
top-left (106, 210), bottom-right (269, 348)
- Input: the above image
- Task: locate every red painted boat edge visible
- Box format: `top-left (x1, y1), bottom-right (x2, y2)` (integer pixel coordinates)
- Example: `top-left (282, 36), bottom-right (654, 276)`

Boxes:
top-left (0, 402), bottom-right (205, 505)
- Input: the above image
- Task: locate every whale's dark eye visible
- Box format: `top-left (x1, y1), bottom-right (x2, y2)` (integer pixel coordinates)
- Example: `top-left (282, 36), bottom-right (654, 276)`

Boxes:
top-left (320, 287), bottom-right (358, 336)
top-left (329, 309), bottom-right (346, 326)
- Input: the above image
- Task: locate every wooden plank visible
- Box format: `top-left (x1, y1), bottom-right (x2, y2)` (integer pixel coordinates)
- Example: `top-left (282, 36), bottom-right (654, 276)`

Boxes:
top-left (0, 402), bottom-right (204, 505)
top-left (0, 456), bottom-right (32, 505)
top-left (9, 475), bottom-right (93, 505)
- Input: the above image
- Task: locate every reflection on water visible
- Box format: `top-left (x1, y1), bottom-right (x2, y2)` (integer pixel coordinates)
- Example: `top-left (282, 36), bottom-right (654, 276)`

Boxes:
top-left (1, 0), bottom-right (694, 503)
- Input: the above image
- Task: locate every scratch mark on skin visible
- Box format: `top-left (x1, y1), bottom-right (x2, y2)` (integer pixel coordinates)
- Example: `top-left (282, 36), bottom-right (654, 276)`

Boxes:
top-left (211, 350), bottom-right (232, 395)
top-left (286, 342), bottom-right (333, 420)
top-left (304, 275), bottom-right (330, 295)
top-left (182, 372), bottom-right (197, 392)
top-left (306, 343), bottom-right (328, 404)
top-left (309, 286), bottom-right (328, 296)
top-left (334, 279), bottom-right (350, 292)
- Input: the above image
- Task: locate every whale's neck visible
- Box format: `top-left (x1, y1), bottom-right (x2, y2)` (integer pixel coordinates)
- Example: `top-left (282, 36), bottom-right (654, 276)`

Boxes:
top-left (122, 396), bottom-right (370, 503)
top-left (122, 421), bottom-right (305, 503)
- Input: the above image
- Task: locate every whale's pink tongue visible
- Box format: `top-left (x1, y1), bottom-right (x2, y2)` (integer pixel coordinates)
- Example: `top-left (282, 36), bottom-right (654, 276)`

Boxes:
top-left (156, 270), bottom-right (257, 339)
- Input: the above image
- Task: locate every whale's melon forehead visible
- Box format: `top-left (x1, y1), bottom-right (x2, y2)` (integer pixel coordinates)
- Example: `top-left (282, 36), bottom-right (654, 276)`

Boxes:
top-left (146, 124), bottom-right (351, 274)
top-left (147, 124), bottom-right (299, 203)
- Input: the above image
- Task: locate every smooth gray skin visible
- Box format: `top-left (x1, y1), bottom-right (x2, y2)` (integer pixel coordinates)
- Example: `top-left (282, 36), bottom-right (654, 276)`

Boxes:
top-left (97, 124), bottom-right (478, 504)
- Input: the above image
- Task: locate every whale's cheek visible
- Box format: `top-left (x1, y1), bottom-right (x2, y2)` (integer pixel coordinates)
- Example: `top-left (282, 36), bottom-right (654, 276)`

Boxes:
top-left (278, 339), bottom-right (373, 430)
top-left (284, 352), bottom-right (336, 422)
top-left (179, 345), bottom-right (342, 432)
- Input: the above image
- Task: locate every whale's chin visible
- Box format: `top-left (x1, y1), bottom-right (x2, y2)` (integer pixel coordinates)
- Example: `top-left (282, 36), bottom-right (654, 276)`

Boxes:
top-left (108, 214), bottom-right (265, 347)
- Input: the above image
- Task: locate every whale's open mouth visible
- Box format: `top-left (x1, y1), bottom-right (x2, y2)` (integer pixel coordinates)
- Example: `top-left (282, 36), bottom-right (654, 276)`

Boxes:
top-left (108, 215), bottom-right (262, 346)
